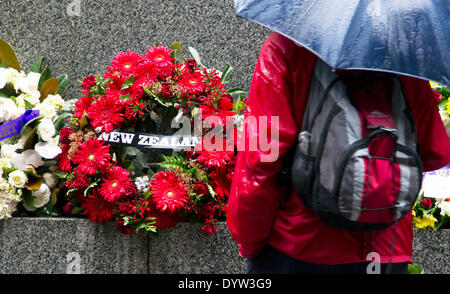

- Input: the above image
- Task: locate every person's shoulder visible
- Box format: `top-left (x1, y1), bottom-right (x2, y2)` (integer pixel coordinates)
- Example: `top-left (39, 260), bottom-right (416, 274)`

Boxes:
top-left (263, 32), bottom-right (313, 60)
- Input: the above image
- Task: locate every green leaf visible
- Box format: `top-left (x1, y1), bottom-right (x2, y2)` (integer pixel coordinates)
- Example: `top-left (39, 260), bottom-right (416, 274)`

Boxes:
top-left (71, 206), bottom-right (83, 215)
top-left (221, 64), bottom-right (233, 84)
top-left (170, 41), bottom-right (184, 62)
top-left (21, 189), bottom-right (34, 209)
top-left (56, 74), bottom-right (68, 94)
top-left (206, 182), bottom-right (216, 200)
top-left (408, 263), bottom-right (424, 274)
top-left (24, 99), bottom-right (33, 110)
top-left (144, 88), bottom-right (173, 107)
top-left (79, 111), bottom-right (88, 129)
top-left (39, 77), bottom-right (59, 101)
top-left (158, 155), bottom-right (186, 171)
top-left (120, 75), bottom-right (135, 90)
top-left (0, 38), bottom-right (21, 71)
top-left (53, 112), bottom-right (70, 131)
top-left (226, 87), bottom-right (246, 96)
top-left (29, 57), bottom-right (43, 73)
top-left (38, 65), bottom-right (52, 90)
top-left (84, 180), bottom-right (99, 196)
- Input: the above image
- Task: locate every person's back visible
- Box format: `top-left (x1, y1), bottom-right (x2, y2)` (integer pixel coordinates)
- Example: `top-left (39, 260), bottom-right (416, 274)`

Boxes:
top-left (226, 32), bottom-right (450, 274)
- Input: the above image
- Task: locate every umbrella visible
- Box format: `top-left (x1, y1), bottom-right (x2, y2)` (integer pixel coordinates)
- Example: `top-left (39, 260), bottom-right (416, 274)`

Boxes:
top-left (235, 0), bottom-right (450, 86)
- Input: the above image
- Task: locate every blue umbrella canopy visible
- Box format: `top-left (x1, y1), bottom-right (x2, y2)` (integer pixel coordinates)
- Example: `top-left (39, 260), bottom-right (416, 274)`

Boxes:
top-left (235, 0), bottom-right (450, 86)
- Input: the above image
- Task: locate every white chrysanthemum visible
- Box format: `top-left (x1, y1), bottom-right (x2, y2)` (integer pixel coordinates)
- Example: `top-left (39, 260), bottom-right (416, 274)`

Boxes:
top-left (42, 94), bottom-right (64, 112)
top-left (0, 98), bottom-right (21, 123)
top-left (439, 110), bottom-right (450, 138)
top-left (437, 199), bottom-right (450, 217)
top-left (0, 143), bottom-right (21, 159)
top-left (32, 183), bottom-right (51, 208)
top-left (37, 118), bottom-right (56, 142)
top-left (16, 92), bottom-right (40, 107)
top-left (0, 157), bottom-right (12, 171)
top-left (0, 178), bottom-right (22, 220)
top-left (34, 102), bottom-right (57, 120)
top-left (0, 68), bottom-right (24, 89)
top-left (14, 71), bottom-right (41, 98)
top-left (135, 176), bottom-right (150, 193)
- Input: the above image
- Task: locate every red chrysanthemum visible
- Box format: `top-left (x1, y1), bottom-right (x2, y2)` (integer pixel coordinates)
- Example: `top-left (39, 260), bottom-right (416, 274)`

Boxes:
top-left (56, 144), bottom-right (72, 172)
top-left (99, 166), bottom-right (137, 202)
top-left (73, 94), bottom-right (93, 119)
top-left (144, 46), bottom-right (174, 68)
top-left (107, 51), bottom-right (144, 78)
top-left (71, 138), bottom-right (111, 176)
top-left (81, 75), bottom-right (96, 93)
top-left (196, 140), bottom-right (235, 169)
top-left (66, 169), bottom-right (90, 189)
top-left (200, 99), bottom-right (235, 124)
top-left (87, 95), bottom-right (125, 133)
top-left (150, 171), bottom-right (188, 213)
top-left (145, 206), bottom-right (185, 230)
top-left (177, 71), bottom-right (206, 95)
top-left (135, 60), bottom-right (159, 87)
top-left (209, 168), bottom-right (233, 200)
top-left (81, 190), bottom-right (115, 224)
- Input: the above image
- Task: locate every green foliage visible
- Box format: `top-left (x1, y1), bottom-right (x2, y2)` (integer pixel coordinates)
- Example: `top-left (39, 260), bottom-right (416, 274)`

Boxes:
top-left (158, 154), bottom-right (187, 171)
top-left (408, 263), bottom-right (424, 274)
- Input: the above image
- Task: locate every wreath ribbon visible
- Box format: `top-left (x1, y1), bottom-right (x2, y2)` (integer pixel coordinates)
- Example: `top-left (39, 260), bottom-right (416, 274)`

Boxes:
top-left (0, 110), bottom-right (40, 142)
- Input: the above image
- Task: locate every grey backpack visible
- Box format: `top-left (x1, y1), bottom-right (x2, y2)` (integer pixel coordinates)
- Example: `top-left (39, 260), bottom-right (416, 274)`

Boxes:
top-left (290, 59), bottom-right (423, 231)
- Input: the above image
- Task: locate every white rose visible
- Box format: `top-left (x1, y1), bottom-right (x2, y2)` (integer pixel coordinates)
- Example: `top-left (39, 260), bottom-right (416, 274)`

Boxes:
top-left (42, 172), bottom-right (58, 189)
top-left (0, 98), bottom-right (20, 123)
top-left (37, 118), bottom-right (56, 142)
top-left (32, 183), bottom-right (51, 208)
top-left (8, 170), bottom-right (28, 188)
top-left (15, 71), bottom-right (41, 98)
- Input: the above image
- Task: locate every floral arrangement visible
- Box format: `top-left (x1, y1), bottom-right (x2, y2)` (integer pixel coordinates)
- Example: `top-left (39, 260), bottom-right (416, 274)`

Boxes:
top-left (0, 38), bottom-right (70, 219)
top-left (411, 82), bottom-right (450, 231)
top-left (56, 42), bottom-right (246, 235)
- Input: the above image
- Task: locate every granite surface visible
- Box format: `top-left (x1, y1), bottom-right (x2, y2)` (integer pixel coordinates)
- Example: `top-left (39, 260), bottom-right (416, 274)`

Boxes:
top-left (147, 222), bottom-right (246, 274)
top-left (412, 229), bottom-right (450, 274)
top-left (0, 0), bottom-right (270, 100)
top-left (0, 217), bottom-right (447, 274)
top-left (0, 218), bottom-right (245, 274)
top-left (0, 217), bottom-right (148, 274)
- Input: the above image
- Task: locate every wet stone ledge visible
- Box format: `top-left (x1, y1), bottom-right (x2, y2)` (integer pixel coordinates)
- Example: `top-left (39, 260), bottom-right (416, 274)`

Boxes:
top-left (0, 217), bottom-right (448, 274)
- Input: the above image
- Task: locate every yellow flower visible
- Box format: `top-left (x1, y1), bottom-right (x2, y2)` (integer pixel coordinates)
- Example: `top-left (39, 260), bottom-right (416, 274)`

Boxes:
top-left (412, 214), bottom-right (437, 229)
top-left (429, 81), bottom-right (441, 89)
top-left (446, 102), bottom-right (450, 115)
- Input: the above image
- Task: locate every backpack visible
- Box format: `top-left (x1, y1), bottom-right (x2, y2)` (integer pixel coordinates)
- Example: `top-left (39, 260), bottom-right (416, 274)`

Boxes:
top-left (290, 59), bottom-right (423, 232)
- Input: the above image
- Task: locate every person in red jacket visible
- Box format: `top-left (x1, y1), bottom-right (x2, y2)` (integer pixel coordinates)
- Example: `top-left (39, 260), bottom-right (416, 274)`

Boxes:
top-left (226, 32), bottom-right (450, 274)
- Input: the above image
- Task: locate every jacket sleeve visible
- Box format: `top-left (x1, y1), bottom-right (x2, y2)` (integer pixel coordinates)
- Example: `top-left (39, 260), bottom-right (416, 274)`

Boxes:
top-left (226, 34), bottom-right (299, 258)
top-left (402, 76), bottom-right (450, 172)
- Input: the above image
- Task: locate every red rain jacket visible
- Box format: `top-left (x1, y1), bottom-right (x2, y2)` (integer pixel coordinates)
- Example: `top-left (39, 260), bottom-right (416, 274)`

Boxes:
top-left (227, 32), bottom-right (450, 264)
